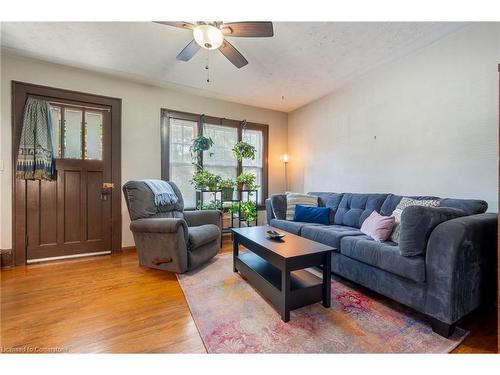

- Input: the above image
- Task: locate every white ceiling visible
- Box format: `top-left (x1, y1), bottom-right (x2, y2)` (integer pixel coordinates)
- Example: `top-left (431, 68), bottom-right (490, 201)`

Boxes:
top-left (0, 22), bottom-right (467, 112)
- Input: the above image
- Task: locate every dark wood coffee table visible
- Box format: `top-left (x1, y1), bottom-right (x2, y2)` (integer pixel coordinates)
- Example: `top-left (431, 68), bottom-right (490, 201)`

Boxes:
top-left (231, 226), bottom-right (334, 322)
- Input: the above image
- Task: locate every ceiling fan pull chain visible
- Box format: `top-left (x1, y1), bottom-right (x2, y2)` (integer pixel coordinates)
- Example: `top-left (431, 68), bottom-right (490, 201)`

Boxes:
top-left (205, 49), bottom-right (210, 83)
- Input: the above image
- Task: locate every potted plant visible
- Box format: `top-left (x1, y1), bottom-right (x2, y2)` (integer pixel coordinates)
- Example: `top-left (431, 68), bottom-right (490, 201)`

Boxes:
top-left (229, 201), bottom-right (257, 223)
top-left (218, 178), bottom-right (235, 201)
top-left (197, 200), bottom-right (220, 210)
top-left (190, 169), bottom-right (221, 191)
top-left (191, 135), bottom-right (214, 153)
top-left (232, 141), bottom-right (256, 161)
top-left (236, 172), bottom-right (258, 190)
top-left (191, 135), bottom-right (214, 167)
top-left (240, 201), bottom-right (257, 222)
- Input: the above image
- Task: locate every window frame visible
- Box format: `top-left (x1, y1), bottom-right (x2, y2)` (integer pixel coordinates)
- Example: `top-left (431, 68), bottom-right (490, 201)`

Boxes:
top-left (160, 108), bottom-right (269, 209)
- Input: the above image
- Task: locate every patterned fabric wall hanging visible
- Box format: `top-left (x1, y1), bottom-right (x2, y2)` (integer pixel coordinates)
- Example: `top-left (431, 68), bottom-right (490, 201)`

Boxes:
top-left (16, 97), bottom-right (56, 181)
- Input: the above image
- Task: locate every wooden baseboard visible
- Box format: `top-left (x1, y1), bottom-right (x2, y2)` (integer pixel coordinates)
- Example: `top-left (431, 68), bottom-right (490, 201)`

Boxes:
top-left (1, 249), bottom-right (14, 268)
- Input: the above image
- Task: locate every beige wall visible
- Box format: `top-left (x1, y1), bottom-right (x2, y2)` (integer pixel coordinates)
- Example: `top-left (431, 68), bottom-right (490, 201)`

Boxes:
top-left (0, 53), bottom-right (288, 248)
top-left (288, 23), bottom-right (500, 211)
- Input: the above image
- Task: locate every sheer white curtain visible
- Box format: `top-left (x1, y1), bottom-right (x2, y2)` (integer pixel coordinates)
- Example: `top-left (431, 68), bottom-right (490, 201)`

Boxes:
top-left (169, 118), bottom-right (198, 208)
top-left (242, 129), bottom-right (263, 204)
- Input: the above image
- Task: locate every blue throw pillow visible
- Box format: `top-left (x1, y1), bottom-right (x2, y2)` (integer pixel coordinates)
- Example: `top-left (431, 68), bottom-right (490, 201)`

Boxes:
top-left (293, 205), bottom-right (330, 225)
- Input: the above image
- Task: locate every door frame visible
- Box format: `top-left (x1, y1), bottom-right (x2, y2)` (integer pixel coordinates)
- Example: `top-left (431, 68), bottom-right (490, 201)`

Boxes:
top-left (11, 81), bottom-right (122, 266)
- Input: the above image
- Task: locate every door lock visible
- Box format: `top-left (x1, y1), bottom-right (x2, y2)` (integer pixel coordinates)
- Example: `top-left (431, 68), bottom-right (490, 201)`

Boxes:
top-left (101, 182), bottom-right (114, 201)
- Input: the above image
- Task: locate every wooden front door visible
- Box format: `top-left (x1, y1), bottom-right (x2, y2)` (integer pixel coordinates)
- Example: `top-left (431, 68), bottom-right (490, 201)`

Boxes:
top-left (25, 106), bottom-right (112, 262)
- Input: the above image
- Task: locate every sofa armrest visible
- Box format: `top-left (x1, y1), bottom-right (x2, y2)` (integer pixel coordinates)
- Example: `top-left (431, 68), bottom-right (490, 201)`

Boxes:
top-left (184, 209), bottom-right (222, 228)
top-left (424, 213), bottom-right (497, 324)
top-left (265, 198), bottom-right (274, 223)
top-left (399, 206), bottom-right (466, 256)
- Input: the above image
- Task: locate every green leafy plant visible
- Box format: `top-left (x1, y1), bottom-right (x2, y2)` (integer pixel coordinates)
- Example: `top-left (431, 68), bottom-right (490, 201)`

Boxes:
top-left (190, 169), bottom-right (221, 190)
top-left (218, 178), bottom-right (235, 189)
top-left (191, 135), bottom-right (214, 167)
top-left (229, 201), bottom-right (257, 222)
top-left (191, 135), bottom-right (214, 153)
top-left (197, 200), bottom-right (220, 210)
top-left (218, 178), bottom-right (236, 200)
top-left (236, 172), bottom-right (258, 190)
top-left (232, 141), bottom-right (256, 161)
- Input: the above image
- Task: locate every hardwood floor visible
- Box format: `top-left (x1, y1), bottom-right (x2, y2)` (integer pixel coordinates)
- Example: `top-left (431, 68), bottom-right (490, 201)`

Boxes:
top-left (1, 237), bottom-right (497, 353)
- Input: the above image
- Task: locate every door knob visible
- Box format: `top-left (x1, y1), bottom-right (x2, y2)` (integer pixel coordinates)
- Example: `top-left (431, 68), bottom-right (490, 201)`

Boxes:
top-left (102, 182), bottom-right (114, 189)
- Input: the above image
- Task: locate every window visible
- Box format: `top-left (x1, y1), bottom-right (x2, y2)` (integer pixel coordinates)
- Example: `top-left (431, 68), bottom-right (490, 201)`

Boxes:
top-left (161, 109), bottom-right (268, 209)
top-left (203, 123), bottom-right (238, 181)
top-left (168, 118), bottom-right (198, 208)
top-left (49, 104), bottom-right (104, 160)
top-left (242, 129), bottom-right (263, 202)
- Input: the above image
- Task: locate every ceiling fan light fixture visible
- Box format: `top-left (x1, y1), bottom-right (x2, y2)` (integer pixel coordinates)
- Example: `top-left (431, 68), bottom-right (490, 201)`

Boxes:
top-left (193, 24), bottom-right (224, 50)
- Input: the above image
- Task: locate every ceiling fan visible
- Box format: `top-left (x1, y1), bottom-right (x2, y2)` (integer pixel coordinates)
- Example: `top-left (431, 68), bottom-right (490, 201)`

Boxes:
top-left (155, 21), bottom-right (274, 68)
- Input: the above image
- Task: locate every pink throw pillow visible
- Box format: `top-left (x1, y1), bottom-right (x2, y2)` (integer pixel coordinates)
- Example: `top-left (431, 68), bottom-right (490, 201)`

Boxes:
top-left (360, 211), bottom-right (395, 242)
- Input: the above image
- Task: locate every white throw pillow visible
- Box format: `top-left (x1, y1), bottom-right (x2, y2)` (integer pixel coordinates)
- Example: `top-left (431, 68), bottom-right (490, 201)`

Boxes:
top-left (285, 192), bottom-right (318, 220)
top-left (390, 197), bottom-right (440, 243)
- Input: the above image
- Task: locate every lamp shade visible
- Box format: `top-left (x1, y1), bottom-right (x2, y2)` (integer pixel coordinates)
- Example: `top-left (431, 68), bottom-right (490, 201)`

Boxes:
top-left (280, 154), bottom-right (289, 163)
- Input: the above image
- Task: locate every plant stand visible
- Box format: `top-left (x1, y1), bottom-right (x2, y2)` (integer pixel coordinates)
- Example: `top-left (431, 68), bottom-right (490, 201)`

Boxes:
top-left (196, 189), bottom-right (258, 235)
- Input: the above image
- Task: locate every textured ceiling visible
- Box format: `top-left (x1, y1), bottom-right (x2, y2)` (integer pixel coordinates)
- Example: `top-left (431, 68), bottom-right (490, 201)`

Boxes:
top-left (0, 22), bottom-right (467, 112)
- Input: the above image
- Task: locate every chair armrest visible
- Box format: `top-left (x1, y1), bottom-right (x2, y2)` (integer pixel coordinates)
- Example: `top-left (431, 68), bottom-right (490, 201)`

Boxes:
top-left (184, 210), bottom-right (222, 228)
top-left (424, 213), bottom-right (497, 324)
top-left (399, 206), bottom-right (466, 256)
top-left (130, 217), bottom-right (188, 236)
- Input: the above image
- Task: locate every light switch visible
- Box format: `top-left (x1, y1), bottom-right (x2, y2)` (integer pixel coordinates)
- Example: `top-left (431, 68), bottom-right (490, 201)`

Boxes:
top-left (0, 160), bottom-right (4, 171)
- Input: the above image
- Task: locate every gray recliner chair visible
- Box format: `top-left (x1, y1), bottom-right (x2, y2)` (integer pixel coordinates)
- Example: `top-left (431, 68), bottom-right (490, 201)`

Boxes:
top-left (123, 180), bottom-right (222, 273)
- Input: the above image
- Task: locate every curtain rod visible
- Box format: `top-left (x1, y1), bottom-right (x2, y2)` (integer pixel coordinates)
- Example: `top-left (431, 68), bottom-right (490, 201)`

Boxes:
top-left (29, 95), bottom-right (111, 112)
top-left (48, 100), bottom-right (111, 112)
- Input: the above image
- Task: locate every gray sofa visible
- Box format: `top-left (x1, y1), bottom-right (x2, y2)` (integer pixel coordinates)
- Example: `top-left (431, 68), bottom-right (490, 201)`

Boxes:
top-left (266, 192), bottom-right (497, 337)
top-left (123, 180), bottom-right (222, 273)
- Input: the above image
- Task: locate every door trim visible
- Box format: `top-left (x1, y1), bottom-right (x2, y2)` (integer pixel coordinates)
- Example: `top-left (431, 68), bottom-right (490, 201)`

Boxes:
top-left (11, 81), bottom-right (122, 266)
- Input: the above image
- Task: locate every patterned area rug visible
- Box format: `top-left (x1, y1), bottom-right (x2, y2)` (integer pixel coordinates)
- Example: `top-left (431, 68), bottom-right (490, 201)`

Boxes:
top-left (177, 253), bottom-right (468, 353)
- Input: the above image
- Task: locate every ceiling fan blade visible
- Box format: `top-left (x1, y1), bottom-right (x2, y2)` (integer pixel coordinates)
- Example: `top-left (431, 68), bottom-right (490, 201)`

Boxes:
top-left (218, 40), bottom-right (248, 68)
top-left (154, 21), bottom-right (194, 30)
top-left (176, 39), bottom-right (201, 61)
top-left (221, 22), bottom-right (273, 37)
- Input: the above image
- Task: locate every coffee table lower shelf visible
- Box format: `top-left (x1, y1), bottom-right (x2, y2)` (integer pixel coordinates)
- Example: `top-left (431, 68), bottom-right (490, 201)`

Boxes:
top-left (234, 252), bottom-right (324, 320)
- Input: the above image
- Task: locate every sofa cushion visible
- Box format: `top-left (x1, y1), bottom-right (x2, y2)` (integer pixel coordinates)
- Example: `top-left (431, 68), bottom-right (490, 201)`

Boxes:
top-left (293, 205), bottom-right (330, 224)
top-left (301, 225), bottom-right (364, 251)
top-left (399, 206), bottom-right (466, 256)
top-left (188, 224), bottom-right (220, 249)
top-left (390, 197), bottom-right (440, 243)
top-left (340, 236), bottom-right (426, 283)
top-left (334, 193), bottom-right (388, 228)
top-left (439, 198), bottom-right (488, 215)
top-left (285, 193), bottom-right (318, 220)
top-left (360, 211), bottom-right (395, 242)
top-left (380, 194), bottom-right (440, 216)
top-left (269, 218), bottom-right (323, 235)
top-left (308, 192), bottom-right (344, 223)
top-left (270, 194), bottom-right (287, 220)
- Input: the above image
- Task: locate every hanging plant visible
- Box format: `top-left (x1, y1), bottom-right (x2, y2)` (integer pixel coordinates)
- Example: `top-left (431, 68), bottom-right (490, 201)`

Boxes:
top-left (232, 119), bottom-right (256, 161)
top-left (232, 141), bottom-right (256, 161)
top-left (190, 114), bottom-right (214, 168)
top-left (191, 135), bottom-right (214, 153)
